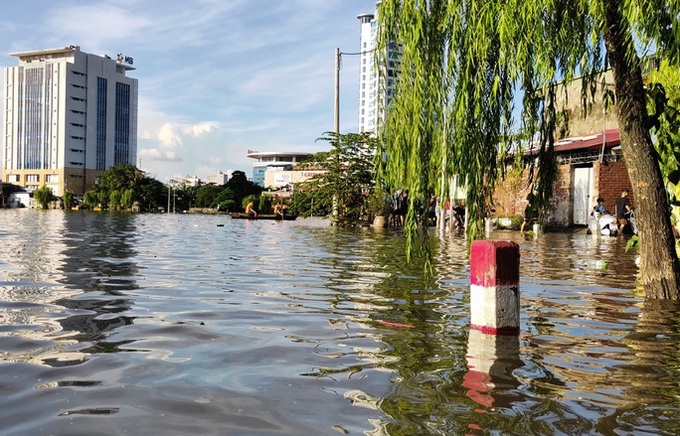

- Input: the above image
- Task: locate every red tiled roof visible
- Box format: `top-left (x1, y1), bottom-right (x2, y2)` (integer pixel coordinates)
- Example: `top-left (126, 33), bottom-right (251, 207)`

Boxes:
top-left (526, 129), bottom-right (620, 155)
top-left (554, 129), bottom-right (620, 153)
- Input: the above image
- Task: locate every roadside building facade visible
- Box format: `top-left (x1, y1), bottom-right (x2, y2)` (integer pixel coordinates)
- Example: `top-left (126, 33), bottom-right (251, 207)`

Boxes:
top-left (2, 45), bottom-right (138, 196)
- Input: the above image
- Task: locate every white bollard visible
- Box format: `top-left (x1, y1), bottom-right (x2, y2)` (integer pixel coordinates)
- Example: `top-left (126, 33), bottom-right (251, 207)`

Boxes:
top-left (485, 218), bottom-right (493, 235)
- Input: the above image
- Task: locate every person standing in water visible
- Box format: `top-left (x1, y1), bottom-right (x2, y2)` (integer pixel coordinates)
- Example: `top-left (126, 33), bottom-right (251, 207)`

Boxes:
top-left (616, 188), bottom-right (632, 233)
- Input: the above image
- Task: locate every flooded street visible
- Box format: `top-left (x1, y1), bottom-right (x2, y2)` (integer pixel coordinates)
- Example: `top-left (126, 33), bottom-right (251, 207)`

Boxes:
top-left (1, 210), bottom-right (678, 435)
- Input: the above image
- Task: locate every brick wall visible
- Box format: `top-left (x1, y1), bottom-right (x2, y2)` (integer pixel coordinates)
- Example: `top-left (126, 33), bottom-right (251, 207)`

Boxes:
top-left (594, 160), bottom-right (634, 214)
top-left (493, 159), bottom-right (632, 228)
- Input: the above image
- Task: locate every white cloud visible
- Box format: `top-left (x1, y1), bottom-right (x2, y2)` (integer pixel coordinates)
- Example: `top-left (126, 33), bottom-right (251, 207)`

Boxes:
top-left (154, 122), bottom-right (219, 147)
top-left (139, 148), bottom-right (182, 162)
top-left (0, 0), bottom-right (369, 183)
top-left (44, 5), bottom-right (152, 49)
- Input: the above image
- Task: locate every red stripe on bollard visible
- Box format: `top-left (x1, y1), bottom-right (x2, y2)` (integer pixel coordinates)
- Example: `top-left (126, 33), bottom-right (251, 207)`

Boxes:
top-left (470, 240), bottom-right (520, 287)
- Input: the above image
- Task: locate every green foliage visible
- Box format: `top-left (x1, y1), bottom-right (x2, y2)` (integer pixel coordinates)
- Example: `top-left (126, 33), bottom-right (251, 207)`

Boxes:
top-left (242, 194), bottom-right (258, 210)
top-left (294, 132), bottom-right (377, 221)
top-left (82, 190), bottom-right (97, 208)
top-left (33, 185), bottom-right (53, 209)
top-left (213, 188), bottom-right (235, 211)
top-left (109, 189), bottom-right (121, 210)
top-left (138, 177), bottom-right (166, 211)
top-left (509, 214), bottom-right (525, 230)
top-left (82, 164), bottom-right (144, 210)
top-left (97, 164), bottom-right (145, 192)
top-left (258, 195), bottom-right (272, 213)
top-left (226, 171), bottom-right (263, 210)
top-left (289, 188), bottom-right (331, 217)
top-left (377, 0), bottom-right (680, 290)
top-left (647, 62), bottom-right (680, 232)
top-left (196, 184), bottom-right (223, 208)
top-left (63, 190), bottom-right (75, 209)
top-left (121, 189), bottom-right (134, 209)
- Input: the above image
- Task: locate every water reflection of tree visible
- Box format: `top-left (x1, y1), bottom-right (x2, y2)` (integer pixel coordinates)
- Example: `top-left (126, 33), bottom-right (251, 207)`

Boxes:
top-left (309, 229), bottom-right (520, 434)
top-left (593, 300), bottom-right (680, 435)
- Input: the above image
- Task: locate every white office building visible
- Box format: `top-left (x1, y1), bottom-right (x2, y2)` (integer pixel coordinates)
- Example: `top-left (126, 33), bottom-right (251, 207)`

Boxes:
top-left (2, 45), bottom-right (138, 196)
top-left (357, 2), bottom-right (399, 134)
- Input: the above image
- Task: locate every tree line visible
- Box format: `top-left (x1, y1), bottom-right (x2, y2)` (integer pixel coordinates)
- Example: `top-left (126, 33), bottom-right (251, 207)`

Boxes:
top-left (34, 165), bottom-right (263, 213)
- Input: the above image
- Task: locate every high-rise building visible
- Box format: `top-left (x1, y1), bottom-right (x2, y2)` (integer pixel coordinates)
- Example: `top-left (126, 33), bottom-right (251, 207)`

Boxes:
top-left (2, 45), bottom-right (138, 196)
top-left (357, 2), bottom-right (399, 134)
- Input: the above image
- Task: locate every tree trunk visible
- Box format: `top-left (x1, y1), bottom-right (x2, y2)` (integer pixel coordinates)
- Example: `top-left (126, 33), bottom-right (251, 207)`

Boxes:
top-left (602, 0), bottom-right (680, 298)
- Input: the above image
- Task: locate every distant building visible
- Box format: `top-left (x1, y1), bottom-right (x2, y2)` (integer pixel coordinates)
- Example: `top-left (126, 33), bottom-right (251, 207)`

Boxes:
top-left (2, 45), bottom-right (138, 196)
top-left (246, 151), bottom-right (311, 188)
top-left (179, 175), bottom-right (201, 187)
top-left (206, 170), bottom-right (232, 185)
top-left (357, 2), bottom-right (399, 134)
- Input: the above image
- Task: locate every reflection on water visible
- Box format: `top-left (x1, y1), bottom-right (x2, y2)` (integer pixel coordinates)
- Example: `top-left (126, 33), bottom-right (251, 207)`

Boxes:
top-left (0, 210), bottom-right (678, 435)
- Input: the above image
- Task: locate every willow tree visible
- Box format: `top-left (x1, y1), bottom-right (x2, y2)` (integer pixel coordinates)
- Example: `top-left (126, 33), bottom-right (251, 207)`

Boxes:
top-left (377, 0), bottom-right (680, 298)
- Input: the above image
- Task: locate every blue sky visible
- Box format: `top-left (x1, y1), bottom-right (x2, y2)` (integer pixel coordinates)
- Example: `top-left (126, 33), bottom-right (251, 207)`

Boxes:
top-left (0, 0), bottom-right (373, 182)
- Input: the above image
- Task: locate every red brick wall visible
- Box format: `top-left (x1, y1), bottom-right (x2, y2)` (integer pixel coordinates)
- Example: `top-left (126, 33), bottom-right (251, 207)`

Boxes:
top-left (493, 159), bottom-right (632, 227)
top-left (594, 160), bottom-right (634, 214)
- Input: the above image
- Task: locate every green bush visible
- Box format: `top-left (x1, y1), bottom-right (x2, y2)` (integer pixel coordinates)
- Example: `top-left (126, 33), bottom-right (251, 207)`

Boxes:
top-left (509, 214), bottom-right (524, 230)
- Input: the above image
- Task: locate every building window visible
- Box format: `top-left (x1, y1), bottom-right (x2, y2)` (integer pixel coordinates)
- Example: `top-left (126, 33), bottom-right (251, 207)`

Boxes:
top-left (7, 174), bottom-right (19, 182)
top-left (46, 174), bottom-right (59, 182)
top-left (96, 77), bottom-right (108, 170)
top-left (26, 174), bottom-right (39, 182)
top-left (114, 82), bottom-right (131, 165)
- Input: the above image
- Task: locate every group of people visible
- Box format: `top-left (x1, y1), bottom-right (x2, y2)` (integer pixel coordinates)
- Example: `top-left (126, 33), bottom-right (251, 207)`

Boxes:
top-left (390, 189), bottom-right (409, 227)
top-left (590, 188), bottom-right (634, 234)
top-left (388, 189), bottom-right (465, 230)
top-left (245, 199), bottom-right (287, 219)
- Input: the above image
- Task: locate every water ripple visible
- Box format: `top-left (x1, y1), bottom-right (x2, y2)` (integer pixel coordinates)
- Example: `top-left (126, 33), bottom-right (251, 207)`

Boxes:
top-left (0, 211), bottom-right (678, 435)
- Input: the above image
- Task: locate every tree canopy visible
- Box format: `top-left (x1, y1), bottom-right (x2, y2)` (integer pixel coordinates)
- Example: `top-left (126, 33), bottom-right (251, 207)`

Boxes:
top-left (377, 0), bottom-right (680, 297)
top-left (292, 132), bottom-right (378, 220)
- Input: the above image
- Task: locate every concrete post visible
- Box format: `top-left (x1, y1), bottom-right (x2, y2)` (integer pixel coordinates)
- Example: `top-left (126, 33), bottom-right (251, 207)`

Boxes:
top-left (470, 240), bottom-right (520, 335)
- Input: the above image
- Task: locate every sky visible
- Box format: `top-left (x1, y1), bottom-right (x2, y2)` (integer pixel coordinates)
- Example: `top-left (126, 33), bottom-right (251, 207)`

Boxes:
top-left (0, 0), bottom-right (373, 182)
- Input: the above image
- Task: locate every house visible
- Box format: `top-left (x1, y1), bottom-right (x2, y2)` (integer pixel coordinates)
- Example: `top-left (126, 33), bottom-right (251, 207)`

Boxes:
top-left (493, 128), bottom-right (632, 228)
top-left (1, 183), bottom-right (30, 208)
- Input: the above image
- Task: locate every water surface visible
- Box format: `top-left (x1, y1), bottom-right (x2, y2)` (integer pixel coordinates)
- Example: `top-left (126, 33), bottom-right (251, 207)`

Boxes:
top-left (0, 210), bottom-right (678, 435)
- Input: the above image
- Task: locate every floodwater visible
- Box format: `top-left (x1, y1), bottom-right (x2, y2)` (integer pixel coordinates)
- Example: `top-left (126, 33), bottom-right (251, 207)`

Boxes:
top-left (1, 210), bottom-right (679, 435)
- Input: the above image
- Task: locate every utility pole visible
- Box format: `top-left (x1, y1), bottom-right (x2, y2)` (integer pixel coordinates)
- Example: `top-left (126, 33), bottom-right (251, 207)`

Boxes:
top-left (334, 47), bottom-right (340, 135)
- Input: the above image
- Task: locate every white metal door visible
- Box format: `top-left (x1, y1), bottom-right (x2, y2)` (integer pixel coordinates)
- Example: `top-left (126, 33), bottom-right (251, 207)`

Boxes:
top-left (573, 167), bottom-right (592, 225)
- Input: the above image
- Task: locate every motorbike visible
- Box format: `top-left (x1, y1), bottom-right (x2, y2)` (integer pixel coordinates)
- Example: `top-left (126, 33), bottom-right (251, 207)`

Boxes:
top-left (588, 211), bottom-right (618, 236)
top-left (587, 209), bottom-right (638, 236)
